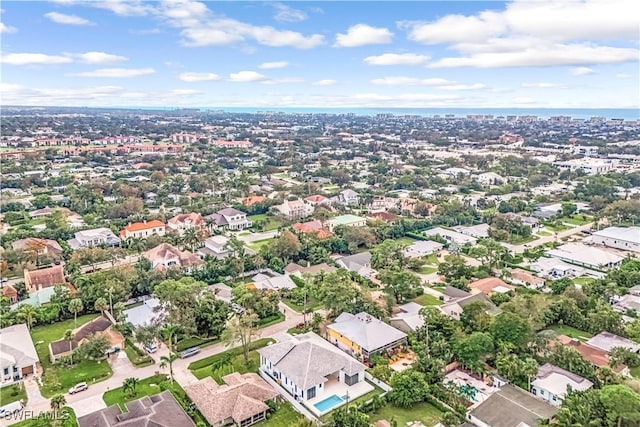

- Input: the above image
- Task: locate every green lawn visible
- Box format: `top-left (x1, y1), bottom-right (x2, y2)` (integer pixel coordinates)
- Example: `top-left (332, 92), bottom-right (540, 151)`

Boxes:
top-left (370, 402), bottom-right (443, 426)
top-left (10, 407), bottom-right (77, 427)
top-left (418, 266), bottom-right (438, 274)
top-left (572, 277), bottom-right (595, 286)
top-left (103, 374), bottom-right (179, 408)
top-left (393, 237), bottom-right (417, 245)
top-left (0, 383), bottom-right (27, 406)
top-left (631, 366), bottom-right (640, 379)
top-left (282, 297), bottom-right (323, 313)
top-left (558, 214), bottom-right (593, 226)
top-left (31, 314), bottom-right (114, 397)
top-left (176, 336), bottom-right (220, 352)
top-left (549, 324), bottom-right (593, 341)
top-left (545, 223), bottom-right (571, 232)
top-left (349, 383), bottom-right (385, 407)
top-left (412, 293), bottom-right (443, 306)
top-left (537, 230), bottom-right (552, 236)
top-left (509, 235), bottom-right (539, 245)
top-left (249, 214), bottom-right (283, 231)
top-left (189, 338), bottom-right (275, 381)
top-left (257, 402), bottom-right (304, 427)
top-left (247, 238), bottom-right (276, 251)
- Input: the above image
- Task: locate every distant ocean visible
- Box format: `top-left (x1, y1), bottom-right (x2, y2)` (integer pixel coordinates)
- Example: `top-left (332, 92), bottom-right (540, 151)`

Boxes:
top-left (200, 107), bottom-right (639, 120)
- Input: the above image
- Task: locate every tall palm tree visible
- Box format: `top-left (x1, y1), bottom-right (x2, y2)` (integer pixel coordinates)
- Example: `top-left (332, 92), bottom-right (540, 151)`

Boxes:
top-left (160, 353), bottom-right (178, 383)
top-left (17, 305), bottom-right (38, 329)
top-left (182, 227), bottom-right (203, 252)
top-left (50, 394), bottom-right (66, 411)
top-left (162, 324), bottom-right (180, 353)
top-left (68, 298), bottom-right (83, 328)
top-left (94, 297), bottom-right (108, 318)
top-left (211, 351), bottom-right (234, 376)
top-left (63, 329), bottom-right (75, 360)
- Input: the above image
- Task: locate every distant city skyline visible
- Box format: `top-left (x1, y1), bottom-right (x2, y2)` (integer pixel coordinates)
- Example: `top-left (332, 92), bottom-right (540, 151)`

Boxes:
top-left (1, 0), bottom-right (638, 108)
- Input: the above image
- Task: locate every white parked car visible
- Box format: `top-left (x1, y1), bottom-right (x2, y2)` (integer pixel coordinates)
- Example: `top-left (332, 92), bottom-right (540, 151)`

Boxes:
top-left (68, 382), bottom-right (88, 394)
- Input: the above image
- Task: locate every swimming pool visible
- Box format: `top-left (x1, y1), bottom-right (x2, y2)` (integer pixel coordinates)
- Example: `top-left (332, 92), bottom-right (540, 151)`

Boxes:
top-left (313, 394), bottom-right (344, 412)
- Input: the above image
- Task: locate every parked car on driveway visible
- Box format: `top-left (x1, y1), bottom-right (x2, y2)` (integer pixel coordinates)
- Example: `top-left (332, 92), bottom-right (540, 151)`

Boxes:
top-left (180, 347), bottom-right (200, 358)
top-left (69, 382), bottom-right (88, 394)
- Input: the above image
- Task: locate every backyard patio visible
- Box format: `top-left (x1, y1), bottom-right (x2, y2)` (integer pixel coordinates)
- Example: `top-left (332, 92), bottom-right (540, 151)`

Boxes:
top-left (305, 376), bottom-right (374, 416)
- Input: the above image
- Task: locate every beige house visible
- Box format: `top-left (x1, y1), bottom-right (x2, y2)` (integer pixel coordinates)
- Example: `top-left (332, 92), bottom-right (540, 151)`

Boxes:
top-left (185, 373), bottom-right (279, 427)
top-left (49, 317), bottom-right (125, 363)
top-left (143, 243), bottom-right (204, 271)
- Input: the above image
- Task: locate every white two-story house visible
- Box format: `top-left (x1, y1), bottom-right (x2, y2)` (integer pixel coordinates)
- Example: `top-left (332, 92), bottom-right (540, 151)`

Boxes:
top-left (206, 208), bottom-right (252, 231)
top-left (258, 332), bottom-right (373, 415)
top-left (67, 227), bottom-right (121, 249)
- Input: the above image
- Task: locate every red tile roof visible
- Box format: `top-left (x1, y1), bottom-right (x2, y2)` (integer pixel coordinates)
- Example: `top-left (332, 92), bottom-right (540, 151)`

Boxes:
top-left (121, 220), bottom-right (165, 234)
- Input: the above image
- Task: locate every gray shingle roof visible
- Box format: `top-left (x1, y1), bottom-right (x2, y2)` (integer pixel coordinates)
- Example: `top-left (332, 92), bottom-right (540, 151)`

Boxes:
top-left (470, 384), bottom-right (557, 427)
top-left (258, 332), bottom-right (366, 389)
top-left (328, 312), bottom-right (407, 353)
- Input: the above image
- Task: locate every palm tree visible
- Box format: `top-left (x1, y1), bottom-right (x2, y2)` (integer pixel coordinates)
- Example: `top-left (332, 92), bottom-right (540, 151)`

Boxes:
top-left (182, 227), bottom-right (203, 252)
top-left (63, 329), bottom-right (75, 360)
top-left (68, 298), bottom-right (83, 328)
top-left (50, 393), bottom-right (66, 411)
top-left (122, 377), bottom-right (139, 398)
top-left (162, 324), bottom-right (180, 353)
top-left (211, 351), bottom-right (234, 376)
top-left (94, 297), bottom-right (108, 318)
top-left (17, 305), bottom-right (38, 329)
top-left (126, 237), bottom-right (146, 253)
top-left (160, 353), bottom-right (178, 383)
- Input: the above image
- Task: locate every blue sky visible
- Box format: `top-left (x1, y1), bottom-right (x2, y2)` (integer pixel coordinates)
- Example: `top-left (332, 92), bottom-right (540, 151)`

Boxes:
top-left (1, 0), bottom-right (638, 108)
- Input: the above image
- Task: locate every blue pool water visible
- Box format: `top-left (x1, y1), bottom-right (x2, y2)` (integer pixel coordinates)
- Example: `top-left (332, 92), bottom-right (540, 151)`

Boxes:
top-left (313, 394), bottom-right (344, 412)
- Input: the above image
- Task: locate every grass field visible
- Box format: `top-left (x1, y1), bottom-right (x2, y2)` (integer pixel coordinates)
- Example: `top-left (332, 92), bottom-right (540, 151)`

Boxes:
top-left (282, 297), bottom-right (323, 313)
top-left (572, 277), bottom-right (595, 286)
top-left (103, 374), bottom-right (181, 408)
top-left (189, 338), bottom-right (274, 381)
top-left (0, 383), bottom-right (27, 406)
top-left (558, 214), bottom-right (593, 226)
top-left (418, 266), bottom-right (438, 274)
top-left (509, 235), bottom-right (539, 245)
top-left (370, 402), bottom-right (443, 426)
top-left (249, 214), bottom-right (283, 231)
top-left (631, 366), bottom-right (640, 379)
top-left (247, 237), bottom-right (276, 251)
top-left (31, 314), bottom-right (113, 397)
top-left (393, 237), bottom-right (417, 245)
top-left (549, 324), bottom-right (593, 341)
top-left (10, 407), bottom-right (77, 427)
top-left (412, 293), bottom-right (443, 306)
top-left (257, 402), bottom-right (304, 426)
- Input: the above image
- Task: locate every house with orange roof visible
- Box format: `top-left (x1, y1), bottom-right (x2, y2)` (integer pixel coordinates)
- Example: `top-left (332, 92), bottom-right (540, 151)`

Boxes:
top-left (469, 277), bottom-right (515, 296)
top-left (304, 194), bottom-right (330, 208)
top-left (292, 220), bottom-right (333, 239)
top-left (120, 220), bottom-right (166, 240)
top-left (167, 212), bottom-right (205, 235)
top-left (553, 335), bottom-right (629, 376)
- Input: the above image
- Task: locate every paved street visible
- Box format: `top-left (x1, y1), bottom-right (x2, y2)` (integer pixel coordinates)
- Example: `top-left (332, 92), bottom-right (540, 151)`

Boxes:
top-left (2, 303), bottom-right (303, 426)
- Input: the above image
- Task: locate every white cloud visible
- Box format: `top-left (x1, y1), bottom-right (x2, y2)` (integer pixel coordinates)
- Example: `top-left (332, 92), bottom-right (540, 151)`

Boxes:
top-left (44, 12), bottom-right (94, 26)
top-left (364, 53), bottom-right (430, 66)
top-left (0, 22), bottom-right (17, 33)
top-left (335, 24), bottom-right (393, 47)
top-left (437, 83), bottom-right (487, 90)
top-left (272, 3), bottom-right (307, 22)
top-left (512, 96), bottom-right (537, 104)
top-left (522, 82), bottom-right (568, 89)
top-left (312, 79), bottom-right (337, 86)
top-left (402, 11), bottom-right (504, 45)
top-left (403, 0), bottom-right (640, 69)
top-left (259, 61), bottom-right (289, 69)
top-left (370, 76), bottom-right (455, 86)
top-left (570, 66), bottom-right (595, 76)
top-left (616, 73), bottom-right (632, 79)
top-left (262, 77), bottom-right (305, 85)
top-left (129, 28), bottom-right (162, 35)
top-left (74, 51), bottom-right (128, 64)
top-left (179, 72), bottom-right (221, 82)
top-left (72, 67), bottom-right (155, 78)
top-left (228, 71), bottom-right (268, 82)
top-left (93, 0), bottom-right (154, 16)
top-left (168, 89), bottom-right (202, 96)
top-left (1, 53), bottom-right (72, 65)
top-left (428, 43), bottom-right (639, 68)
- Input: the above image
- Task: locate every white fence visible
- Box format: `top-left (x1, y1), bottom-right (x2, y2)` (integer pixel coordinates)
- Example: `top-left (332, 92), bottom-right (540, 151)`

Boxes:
top-left (365, 372), bottom-right (393, 392)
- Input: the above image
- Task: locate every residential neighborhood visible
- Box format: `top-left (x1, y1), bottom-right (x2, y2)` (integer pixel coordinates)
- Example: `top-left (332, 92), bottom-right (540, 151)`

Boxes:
top-left (0, 107), bottom-right (639, 427)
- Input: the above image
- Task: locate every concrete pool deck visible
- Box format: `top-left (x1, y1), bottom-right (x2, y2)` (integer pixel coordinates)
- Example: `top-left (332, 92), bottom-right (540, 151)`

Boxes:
top-left (305, 379), bottom-right (374, 416)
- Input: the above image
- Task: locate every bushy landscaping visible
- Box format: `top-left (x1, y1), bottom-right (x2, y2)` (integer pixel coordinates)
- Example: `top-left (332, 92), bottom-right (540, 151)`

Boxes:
top-left (175, 336), bottom-right (219, 352)
top-left (188, 338), bottom-right (275, 381)
top-left (0, 383), bottom-right (26, 406)
top-left (31, 313), bottom-right (113, 397)
top-left (123, 338), bottom-right (154, 367)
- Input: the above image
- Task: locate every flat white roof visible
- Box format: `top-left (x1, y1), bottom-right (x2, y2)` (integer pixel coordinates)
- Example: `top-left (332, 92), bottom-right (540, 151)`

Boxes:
top-left (593, 226), bottom-right (640, 245)
top-left (548, 243), bottom-right (623, 267)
